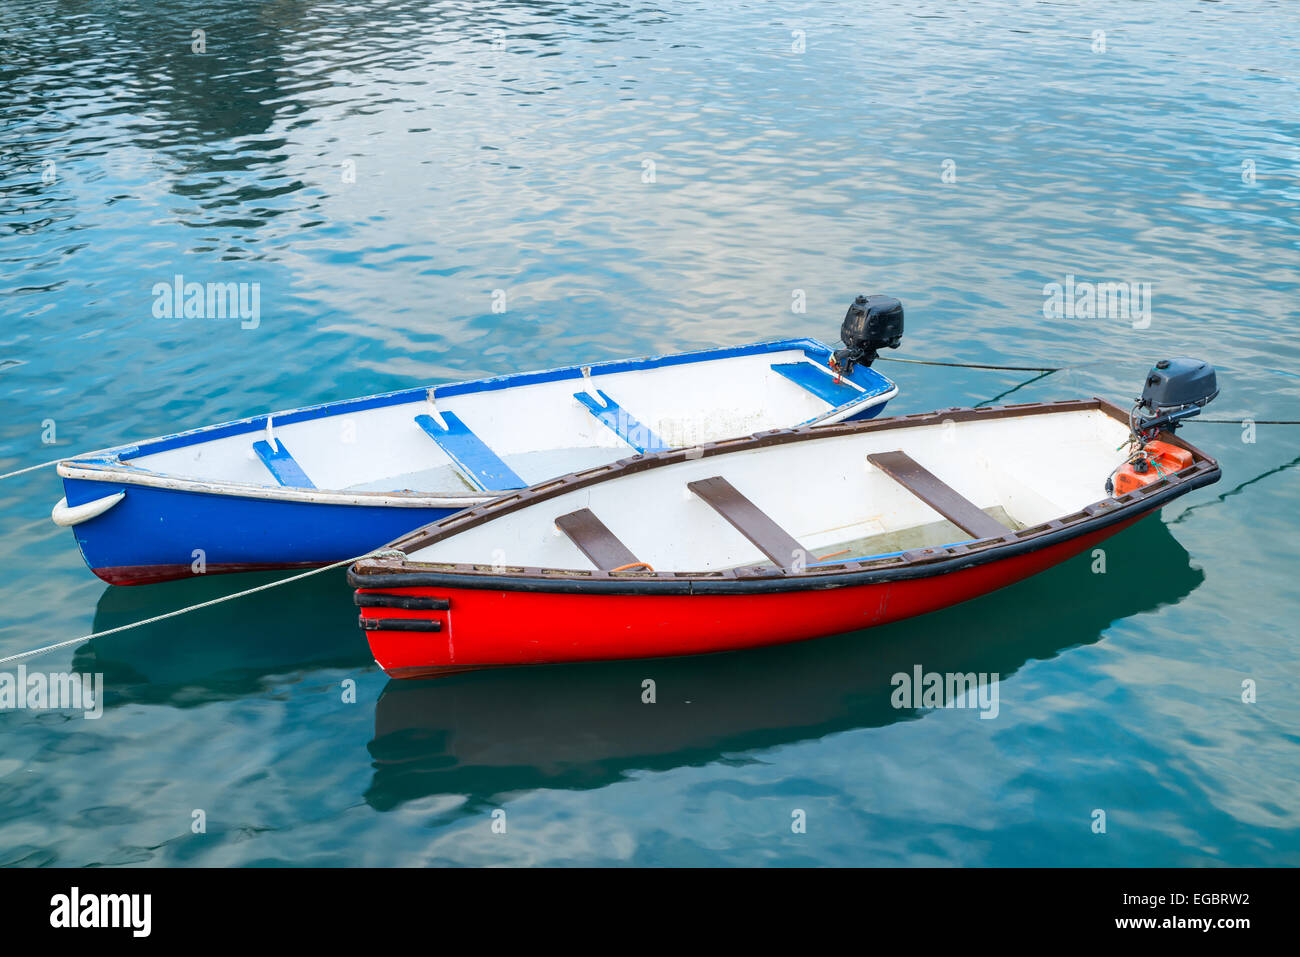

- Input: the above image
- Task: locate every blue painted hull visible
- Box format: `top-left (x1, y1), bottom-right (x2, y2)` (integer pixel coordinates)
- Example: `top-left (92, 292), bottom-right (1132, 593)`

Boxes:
top-left (72, 412), bottom-right (887, 582)
top-left (842, 402), bottom-right (890, 423)
top-left (56, 338), bottom-right (898, 584)
top-left (63, 477), bottom-right (458, 585)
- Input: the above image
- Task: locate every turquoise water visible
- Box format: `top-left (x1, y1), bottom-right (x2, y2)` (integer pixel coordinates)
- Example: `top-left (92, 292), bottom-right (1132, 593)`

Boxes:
top-left (2, 0), bottom-right (1298, 866)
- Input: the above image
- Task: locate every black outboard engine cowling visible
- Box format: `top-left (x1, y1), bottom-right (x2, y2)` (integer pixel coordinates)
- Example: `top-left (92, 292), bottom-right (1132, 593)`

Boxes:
top-left (1133, 356), bottom-right (1219, 437)
top-left (832, 294), bottom-right (904, 376)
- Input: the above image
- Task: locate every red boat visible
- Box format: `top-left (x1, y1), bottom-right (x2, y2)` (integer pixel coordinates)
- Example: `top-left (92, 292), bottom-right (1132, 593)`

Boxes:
top-left (350, 359), bottom-right (1221, 678)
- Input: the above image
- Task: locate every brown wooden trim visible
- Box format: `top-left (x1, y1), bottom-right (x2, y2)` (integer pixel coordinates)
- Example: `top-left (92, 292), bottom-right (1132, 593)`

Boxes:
top-left (554, 508), bottom-right (640, 570)
top-left (348, 396), bottom-right (1222, 586)
top-left (687, 476), bottom-right (806, 568)
top-left (348, 463), bottom-right (1220, 593)
top-left (866, 451), bottom-right (1010, 540)
top-left (372, 399), bottom-right (1107, 557)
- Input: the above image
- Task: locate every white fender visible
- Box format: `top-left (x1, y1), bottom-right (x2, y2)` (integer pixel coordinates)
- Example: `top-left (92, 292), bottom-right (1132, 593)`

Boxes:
top-left (51, 491), bottom-right (125, 527)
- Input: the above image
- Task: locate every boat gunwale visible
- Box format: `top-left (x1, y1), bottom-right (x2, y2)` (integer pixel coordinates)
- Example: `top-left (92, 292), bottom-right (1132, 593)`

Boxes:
top-left (348, 396), bottom-right (1222, 594)
top-left (54, 337), bottom-right (895, 505)
top-left (54, 463), bottom-right (494, 509)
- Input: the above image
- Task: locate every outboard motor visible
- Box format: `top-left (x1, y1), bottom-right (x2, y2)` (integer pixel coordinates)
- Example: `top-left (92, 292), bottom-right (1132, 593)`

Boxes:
top-left (1107, 357), bottom-right (1218, 496)
top-left (831, 294), bottom-right (904, 376)
top-left (1132, 356), bottom-right (1219, 439)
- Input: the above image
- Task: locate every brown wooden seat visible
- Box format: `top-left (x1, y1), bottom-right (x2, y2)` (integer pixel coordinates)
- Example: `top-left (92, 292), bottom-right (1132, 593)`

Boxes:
top-left (687, 476), bottom-right (806, 568)
top-left (866, 450), bottom-right (1010, 540)
top-left (555, 508), bottom-right (641, 570)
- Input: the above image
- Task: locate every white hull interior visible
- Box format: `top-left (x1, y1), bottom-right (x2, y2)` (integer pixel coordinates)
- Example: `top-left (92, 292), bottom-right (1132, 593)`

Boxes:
top-left (407, 407), bottom-right (1136, 572)
top-left (120, 347), bottom-right (883, 495)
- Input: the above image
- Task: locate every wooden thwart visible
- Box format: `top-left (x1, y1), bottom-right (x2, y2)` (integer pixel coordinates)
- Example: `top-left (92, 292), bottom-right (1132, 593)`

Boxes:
top-left (866, 450), bottom-right (1009, 540)
top-left (770, 361), bottom-right (864, 406)
top-left (555, 508), bottom-right (641, 571)
top-left (252, 439), bottom-right (315, 489)
top-left (573, 389), bottom-right (664, 454)
top-left (414, 411), bottom-right (525, 492)
top-left (688, 476), bottom-right (806, 568)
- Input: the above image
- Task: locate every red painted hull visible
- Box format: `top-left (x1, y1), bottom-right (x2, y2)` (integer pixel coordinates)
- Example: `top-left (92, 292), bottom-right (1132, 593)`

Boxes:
top-left (357, 513), bottom-right (1146, 678)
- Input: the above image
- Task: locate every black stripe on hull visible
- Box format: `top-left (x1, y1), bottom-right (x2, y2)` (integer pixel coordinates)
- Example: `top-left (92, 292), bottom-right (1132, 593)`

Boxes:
top-left (359, 616), bottom-right (442, 632)
top-left (354, 593), bottom-right (450, 611)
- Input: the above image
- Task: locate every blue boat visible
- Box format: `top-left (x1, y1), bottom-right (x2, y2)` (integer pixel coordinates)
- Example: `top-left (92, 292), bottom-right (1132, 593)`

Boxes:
top-left (53, 335), bottom-right (899, 584)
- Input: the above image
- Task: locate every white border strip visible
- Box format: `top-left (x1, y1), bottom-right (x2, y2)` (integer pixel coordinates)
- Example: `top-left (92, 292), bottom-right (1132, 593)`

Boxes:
top-left (55, 463), bottom-right (492, 509)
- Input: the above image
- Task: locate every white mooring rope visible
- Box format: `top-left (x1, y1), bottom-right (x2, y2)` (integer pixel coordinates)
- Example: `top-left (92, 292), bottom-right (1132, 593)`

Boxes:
top-left (0, 551), bottom-right (397, 667)
top-left (0, 457), bottom-right (68, 481)
top-left (0, 442), bottom-right (117, 482)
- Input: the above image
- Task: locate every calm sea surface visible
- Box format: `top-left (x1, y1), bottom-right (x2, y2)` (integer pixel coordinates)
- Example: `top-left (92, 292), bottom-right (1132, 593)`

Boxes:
top-left (2, 0), bottom-right (1298, 866)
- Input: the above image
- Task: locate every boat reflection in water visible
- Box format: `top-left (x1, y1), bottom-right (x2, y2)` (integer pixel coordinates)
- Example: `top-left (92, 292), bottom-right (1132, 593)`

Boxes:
top-left (365, 513), bottom-right (1204, 812)
top-left (72, 569), bottom-right (369, 708)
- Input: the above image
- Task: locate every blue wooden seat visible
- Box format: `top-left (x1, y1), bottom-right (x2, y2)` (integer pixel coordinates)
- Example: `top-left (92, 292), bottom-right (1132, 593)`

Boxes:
top-left (771, 361), bottom-right (864, 406)
top-left (252, 439), bottom-right (316, 488)
top-left (414, 412), bottom-right (525, 492)
top-left (573, 390), bottom-right (664, 454)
